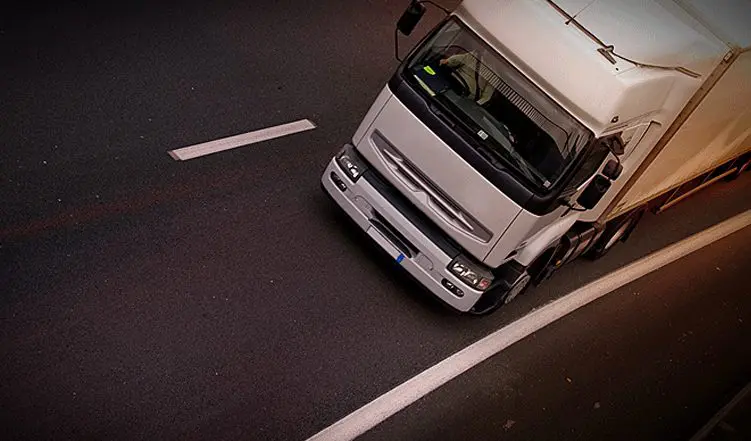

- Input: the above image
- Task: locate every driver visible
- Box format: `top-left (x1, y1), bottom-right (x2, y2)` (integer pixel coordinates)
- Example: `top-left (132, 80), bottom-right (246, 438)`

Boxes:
top-left (439, 51), bottom-right (495, 105)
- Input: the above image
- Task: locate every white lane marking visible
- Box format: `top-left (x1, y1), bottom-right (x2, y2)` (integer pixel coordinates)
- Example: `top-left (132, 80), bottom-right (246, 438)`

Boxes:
top-left (689, 381), bottom-right (751, 441)
top-left (307, 209), bottom-right (751, 441)
top-left (167, 119), bottom-right (316, 161)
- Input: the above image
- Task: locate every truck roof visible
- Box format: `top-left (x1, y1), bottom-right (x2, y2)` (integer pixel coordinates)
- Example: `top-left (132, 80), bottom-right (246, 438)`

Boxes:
top-left (454, 0), bottom-right (745, 135)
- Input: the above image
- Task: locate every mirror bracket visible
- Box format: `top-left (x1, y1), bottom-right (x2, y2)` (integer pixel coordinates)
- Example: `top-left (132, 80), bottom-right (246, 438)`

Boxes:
top-left (394, 1), bottom-right (450, 61)
top-left (576, 175), bottom-right (612, 210)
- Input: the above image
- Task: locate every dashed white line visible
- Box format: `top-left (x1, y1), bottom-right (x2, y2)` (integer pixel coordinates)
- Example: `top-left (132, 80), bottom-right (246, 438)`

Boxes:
top-left (168, 119), bottom-right (316, 161)
top-left (306, 209), bottom-right (751, 441)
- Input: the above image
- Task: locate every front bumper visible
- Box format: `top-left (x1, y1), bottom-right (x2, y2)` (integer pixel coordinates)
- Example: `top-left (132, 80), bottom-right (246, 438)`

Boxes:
top-left (321, 154), bottom-right (485, 312)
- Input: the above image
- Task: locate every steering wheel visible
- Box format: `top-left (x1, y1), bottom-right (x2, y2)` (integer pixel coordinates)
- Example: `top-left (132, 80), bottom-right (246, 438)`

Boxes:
top-left (449, 69), bottom-right (471, 97)
top-left (434, 61), bottom-right (470, 97)
top-left (437, 45), bottom-right (475, 97)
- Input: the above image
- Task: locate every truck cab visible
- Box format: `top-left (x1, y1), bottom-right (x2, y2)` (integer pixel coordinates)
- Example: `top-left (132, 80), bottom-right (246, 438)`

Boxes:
top-left (321, 0), bottom-right (728, 313)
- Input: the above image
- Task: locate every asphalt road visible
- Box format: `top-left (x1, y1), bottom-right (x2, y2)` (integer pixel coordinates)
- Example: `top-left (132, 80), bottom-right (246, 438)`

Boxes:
top-left (359, 225), bottom-right (751, 441)
top-left (1, 1), bottom-right (750, 440)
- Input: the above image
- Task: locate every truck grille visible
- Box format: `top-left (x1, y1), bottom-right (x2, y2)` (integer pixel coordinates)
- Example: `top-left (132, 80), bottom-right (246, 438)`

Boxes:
top-left (371, 131), bottom-right (493, 243)
top-left (362, 168), bottom-right (461, 258)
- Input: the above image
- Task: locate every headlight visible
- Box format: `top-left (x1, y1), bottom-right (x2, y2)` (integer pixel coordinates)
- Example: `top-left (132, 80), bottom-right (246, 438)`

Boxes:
top-left (449, 256), bottom-right (493, 291)
top-left (336, 145), bottom-right (368, 181)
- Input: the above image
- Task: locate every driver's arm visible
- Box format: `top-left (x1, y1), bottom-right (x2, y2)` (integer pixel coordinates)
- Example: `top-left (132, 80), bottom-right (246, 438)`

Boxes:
top-left (440, 53), bottom-right (470, 68)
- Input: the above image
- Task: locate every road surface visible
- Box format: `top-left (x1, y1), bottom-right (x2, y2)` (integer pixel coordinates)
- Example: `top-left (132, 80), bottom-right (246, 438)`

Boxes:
top-left (1, 1), bottom-right (749, 440)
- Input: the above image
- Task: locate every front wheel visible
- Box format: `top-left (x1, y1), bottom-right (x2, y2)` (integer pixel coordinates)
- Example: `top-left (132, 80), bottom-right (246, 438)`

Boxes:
top-left (502, 272), bottom-right (531, 305)
top-left (468, 272), bottom-right (531, 316)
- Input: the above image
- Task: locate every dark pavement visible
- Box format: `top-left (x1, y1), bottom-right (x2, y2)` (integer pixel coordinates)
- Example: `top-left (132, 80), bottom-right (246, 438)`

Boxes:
top-left (358, 225), bottom-right (751, 441)
top-left (1, 1), bottom-right (750, 440)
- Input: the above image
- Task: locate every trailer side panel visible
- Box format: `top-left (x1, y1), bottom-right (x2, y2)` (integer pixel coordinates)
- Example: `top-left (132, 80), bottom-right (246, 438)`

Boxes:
top-left (611, 49), bottom-right (751, 217)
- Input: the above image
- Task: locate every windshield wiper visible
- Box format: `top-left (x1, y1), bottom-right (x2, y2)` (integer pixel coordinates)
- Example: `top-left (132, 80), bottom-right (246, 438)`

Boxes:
top-left (503, 148), bottom-right (542, 183)
top-left (432, 93), bottom-right (546, 186)
top-left (475, 141), bottom-right (540, 184)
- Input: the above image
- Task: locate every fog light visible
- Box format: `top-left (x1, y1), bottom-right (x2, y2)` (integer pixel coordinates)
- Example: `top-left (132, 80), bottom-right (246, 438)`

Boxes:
top-left (441, 278), bottom-right (464, 297)
top-left (330, 172), bottom-right (347, 191)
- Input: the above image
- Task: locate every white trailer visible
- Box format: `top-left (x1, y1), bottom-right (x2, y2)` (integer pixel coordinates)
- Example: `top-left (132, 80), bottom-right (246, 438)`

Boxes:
top-left (321, 0), bottom-right (751, 314)
top-left (608, 47), bottom-right (751, 218)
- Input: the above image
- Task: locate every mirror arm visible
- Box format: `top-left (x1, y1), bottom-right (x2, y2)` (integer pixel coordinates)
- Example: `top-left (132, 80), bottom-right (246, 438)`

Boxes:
top-left (608, 147), bottom-right (622, 168)
top-left (419, 0), bottom-right (450, 14)
top-left (395, 27), bottom-right (402, 62)
top-left (560, 199), bottom-right (587, 214)
top-left (395, 0), bottom-right (450, 61)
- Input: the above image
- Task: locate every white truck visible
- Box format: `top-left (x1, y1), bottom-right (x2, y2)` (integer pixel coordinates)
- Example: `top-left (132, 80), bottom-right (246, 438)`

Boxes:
top-left (321, 0), bottom-right (751, 314)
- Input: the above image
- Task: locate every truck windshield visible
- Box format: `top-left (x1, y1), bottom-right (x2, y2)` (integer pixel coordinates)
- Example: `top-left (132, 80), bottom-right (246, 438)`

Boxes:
top-left (406, 18), bottom-right (592, 190)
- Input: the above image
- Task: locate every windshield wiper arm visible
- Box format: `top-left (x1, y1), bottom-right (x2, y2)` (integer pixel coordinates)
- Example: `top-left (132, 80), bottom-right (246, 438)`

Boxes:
top-left (476, 142), bottom-right (539, 183)
top-left (507, 151), bottom-right (542, 183)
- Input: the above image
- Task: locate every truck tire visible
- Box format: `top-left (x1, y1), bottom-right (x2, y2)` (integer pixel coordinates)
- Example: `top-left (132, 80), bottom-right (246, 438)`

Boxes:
top-left (468, 244), bottom-right (560, 315)
top-left (587, 207), bottom-right (645, 260)
top-left (468, 271), bottom-right (531, 316)
top-left (501, 272), bottom-right (532, 304)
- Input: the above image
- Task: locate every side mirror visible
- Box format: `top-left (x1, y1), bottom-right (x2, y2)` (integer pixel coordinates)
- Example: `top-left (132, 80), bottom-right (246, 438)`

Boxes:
top-left (605, 135), bottom-right (625, 156)
top-left (397, 1), bottom-right (426, 36)
top-left (577, 175), bottom-right (611, 209)
top-left (601, 159), bottom-right (623, 180)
